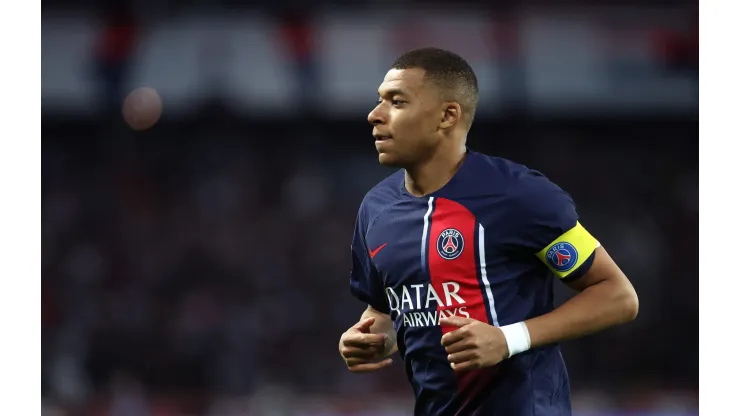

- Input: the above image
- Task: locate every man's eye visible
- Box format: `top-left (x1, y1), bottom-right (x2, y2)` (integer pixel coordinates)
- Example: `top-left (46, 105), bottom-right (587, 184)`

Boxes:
top-left (375, 99), bottom-right (405, 106)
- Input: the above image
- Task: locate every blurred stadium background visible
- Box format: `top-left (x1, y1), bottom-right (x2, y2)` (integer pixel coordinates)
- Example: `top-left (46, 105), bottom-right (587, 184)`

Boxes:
top-left (41, 0), bottom-right (698, 415)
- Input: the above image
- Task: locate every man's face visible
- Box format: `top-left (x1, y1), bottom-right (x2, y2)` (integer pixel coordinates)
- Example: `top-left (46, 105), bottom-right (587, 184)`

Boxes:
top-left (368, 68), bottom-right (444, 167)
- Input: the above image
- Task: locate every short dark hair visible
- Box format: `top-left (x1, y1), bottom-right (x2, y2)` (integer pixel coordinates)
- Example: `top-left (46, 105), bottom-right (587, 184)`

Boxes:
top-left (391, 47), bottom-right (479, 128)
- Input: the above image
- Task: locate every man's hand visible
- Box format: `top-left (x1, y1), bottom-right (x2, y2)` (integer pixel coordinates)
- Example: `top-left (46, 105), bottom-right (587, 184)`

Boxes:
top-left (439, 316), bottom-right (509, 372)
top-left (339, 317), bottom-right (393, 373)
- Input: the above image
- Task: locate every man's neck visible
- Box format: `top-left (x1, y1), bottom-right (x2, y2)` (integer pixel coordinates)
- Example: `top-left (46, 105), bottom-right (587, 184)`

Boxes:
top-left (404, 142), bottom-right (467, 197)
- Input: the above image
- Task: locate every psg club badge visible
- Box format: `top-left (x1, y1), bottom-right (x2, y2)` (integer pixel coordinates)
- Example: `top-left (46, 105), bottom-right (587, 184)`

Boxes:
top-left (437, 228), bottom-right (464, 260)
top-left (546, 242), bottom-right (579, 272)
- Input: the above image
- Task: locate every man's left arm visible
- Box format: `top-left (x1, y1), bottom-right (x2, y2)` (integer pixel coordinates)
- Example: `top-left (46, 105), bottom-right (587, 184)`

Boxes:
top-left (514, 178), bottom-right (639, 350)
top-left (440, 177), bottom-right (638, 371)
top-left (441, 243), bottom-right (638, 372)
top-left (525, 245), bottom-right (639, 349)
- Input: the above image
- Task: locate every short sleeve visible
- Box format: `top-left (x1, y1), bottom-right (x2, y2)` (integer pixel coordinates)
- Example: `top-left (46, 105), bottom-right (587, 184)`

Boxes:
top-left (349, 206), bottom-right (390, 314)
top-left (509, 174), bottom-right (600, 282)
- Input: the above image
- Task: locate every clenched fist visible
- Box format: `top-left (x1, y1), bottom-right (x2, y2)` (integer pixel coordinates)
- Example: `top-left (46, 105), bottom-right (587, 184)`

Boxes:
top-left (339, 317), bottom-right (394, 373)
top-left (440, 316), bottom-right (510, 372)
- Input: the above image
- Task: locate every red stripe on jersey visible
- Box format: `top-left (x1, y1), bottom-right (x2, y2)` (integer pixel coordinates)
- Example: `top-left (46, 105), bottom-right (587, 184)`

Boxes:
top-left (428, 197), bottom-right (488, 327)
top-left (428, 197), bottom-right (498, 413)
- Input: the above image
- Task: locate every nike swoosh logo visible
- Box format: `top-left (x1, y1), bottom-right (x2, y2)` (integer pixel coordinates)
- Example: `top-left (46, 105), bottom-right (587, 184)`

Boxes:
top-left (369, 243), bottom-right (388, 259)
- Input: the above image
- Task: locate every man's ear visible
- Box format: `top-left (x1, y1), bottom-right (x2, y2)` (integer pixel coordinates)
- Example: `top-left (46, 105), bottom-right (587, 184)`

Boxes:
top-left (439, 102), bottom-right (462, 130)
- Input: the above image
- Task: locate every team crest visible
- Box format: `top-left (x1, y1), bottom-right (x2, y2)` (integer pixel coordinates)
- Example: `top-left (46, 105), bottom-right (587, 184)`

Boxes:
top-left (545, 242), bottom-right (579, 272)
top-left (437, 228), bottom-right (464, 260)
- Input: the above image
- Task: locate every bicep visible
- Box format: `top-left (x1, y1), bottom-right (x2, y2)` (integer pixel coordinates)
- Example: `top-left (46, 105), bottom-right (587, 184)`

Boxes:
top-left (535, 221), bottom-right (600, 283)
top-left (565, 246), bottom-right (630, 292)
top-left (508, 176), bottom-right (600, 282)
top-left (349, 243), bottom-right (389, 313)
top-left (349, 204), bottom-right (390, 312)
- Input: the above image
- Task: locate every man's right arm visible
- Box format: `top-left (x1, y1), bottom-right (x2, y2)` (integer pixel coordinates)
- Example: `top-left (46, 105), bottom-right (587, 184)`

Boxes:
top-left (350, 203), bottom-right (396, 356)
top-left (343, 201), bottom-right (397, 372)
top-left (361, 305), bottom-right (397, 357)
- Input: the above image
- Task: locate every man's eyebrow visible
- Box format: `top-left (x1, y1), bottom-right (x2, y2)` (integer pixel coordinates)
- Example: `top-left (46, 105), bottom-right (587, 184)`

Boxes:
top-left (378, 89), bottom-right (408, 98)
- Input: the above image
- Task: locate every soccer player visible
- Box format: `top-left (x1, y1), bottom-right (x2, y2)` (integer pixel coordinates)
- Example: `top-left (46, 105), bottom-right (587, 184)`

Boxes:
top-left (338, 48), bottom-right (639, 416)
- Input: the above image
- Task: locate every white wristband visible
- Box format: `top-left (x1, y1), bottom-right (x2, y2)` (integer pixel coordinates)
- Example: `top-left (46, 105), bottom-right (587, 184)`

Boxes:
top-left (500, 322), bottom-right (531, 358)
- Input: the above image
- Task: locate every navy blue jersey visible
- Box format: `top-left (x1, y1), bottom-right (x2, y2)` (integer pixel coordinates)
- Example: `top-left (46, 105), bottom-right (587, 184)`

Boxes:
top-left (349, 150), bottom-right (599, 416)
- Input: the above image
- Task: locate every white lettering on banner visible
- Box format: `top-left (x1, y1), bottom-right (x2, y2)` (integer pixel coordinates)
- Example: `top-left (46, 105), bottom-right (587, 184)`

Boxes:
top-left (386, 283), bottom-right (470, 328)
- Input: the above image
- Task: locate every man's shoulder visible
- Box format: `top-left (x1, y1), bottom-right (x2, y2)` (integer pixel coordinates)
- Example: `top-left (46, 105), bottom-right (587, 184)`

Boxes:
top-left (469, 152), bottom-right (542, 182)
top-left (465, 151), bottom-right (571, 221)
top-left (357, 169), bottom-right (405, 220)
top-left (467, 151), bottom-right (561, 197)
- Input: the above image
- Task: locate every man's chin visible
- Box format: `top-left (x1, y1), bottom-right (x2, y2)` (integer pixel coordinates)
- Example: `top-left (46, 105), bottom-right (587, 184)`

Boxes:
top-left (378, 152), bottom-right (403, 167)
